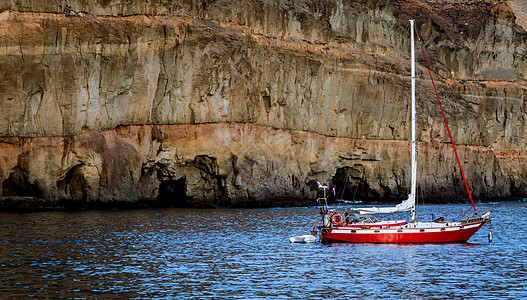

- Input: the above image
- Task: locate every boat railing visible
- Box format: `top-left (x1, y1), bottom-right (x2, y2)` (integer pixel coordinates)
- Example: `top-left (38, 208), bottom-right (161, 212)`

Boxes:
top-left (461, 217), bottom-right (483, 225)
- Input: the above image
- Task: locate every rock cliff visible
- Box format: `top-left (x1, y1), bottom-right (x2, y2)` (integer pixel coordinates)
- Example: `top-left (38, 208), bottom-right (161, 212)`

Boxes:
top-left (0, 0), bottom-right (526, 208)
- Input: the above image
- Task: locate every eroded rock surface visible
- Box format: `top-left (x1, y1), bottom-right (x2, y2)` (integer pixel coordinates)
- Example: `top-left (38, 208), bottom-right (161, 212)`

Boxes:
top-left (0, 0), bottom-right (526, 208)
top-left (1, 124), bottom-right (520, 209)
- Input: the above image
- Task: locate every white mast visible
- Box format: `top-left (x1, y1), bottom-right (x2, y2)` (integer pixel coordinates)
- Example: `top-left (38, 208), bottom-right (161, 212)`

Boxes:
top-left (347, 20), bottom-right (419, 218)
top-left (410, 19), bottom-right (417, 223)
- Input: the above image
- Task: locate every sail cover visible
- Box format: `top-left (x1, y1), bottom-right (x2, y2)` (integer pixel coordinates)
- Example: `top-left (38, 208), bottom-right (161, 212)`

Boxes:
top-left (352, 194), bottom-right (415, 215)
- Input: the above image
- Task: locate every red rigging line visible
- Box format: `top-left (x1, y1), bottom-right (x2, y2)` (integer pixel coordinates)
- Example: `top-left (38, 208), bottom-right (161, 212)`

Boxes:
top-left (417, 38), bottom-right (476, 213)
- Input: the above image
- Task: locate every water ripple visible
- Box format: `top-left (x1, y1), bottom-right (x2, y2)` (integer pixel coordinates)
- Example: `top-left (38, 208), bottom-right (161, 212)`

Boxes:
top-left (0, 203), bottom-right (526, 298)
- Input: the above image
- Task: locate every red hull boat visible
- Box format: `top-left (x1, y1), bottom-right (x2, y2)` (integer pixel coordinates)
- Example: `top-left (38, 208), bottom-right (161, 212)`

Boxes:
top-left (314, 20), bottom-right (491, 244)
top-left (320, 218), bottom-right (488, 244)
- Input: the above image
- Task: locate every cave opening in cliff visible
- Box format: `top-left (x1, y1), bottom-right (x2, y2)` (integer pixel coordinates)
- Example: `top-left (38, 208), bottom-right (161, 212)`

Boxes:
top-left (158, 178), bottom-right (188, 207)
top-left (57, 164), bottom-right (88, 202)
top-left (2, 167), bottom-right (44, 199)
top-left (331, 167), bottom-right (379, 203)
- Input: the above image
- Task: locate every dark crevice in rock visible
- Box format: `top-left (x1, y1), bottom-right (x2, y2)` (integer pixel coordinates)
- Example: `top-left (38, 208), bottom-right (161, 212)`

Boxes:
top-left (330, 167), bottom-right (381, 203)
top-left (2, 166), bottom-right (43, 199)
top-left (158, 178), bottom-right (188, 207)
top-left (189, 155), bottom-right (228, 208)
top-left (57, 163), bottom-right (88, 202)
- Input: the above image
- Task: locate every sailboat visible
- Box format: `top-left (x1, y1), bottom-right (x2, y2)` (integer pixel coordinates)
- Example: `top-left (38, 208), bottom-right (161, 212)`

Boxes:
top-left (317, 19), bottom-right (491, 243)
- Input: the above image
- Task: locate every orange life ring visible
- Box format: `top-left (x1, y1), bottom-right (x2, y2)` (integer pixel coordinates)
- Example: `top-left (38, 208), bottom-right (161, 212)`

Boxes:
top-left (332, 213), bottom-right (343, 226)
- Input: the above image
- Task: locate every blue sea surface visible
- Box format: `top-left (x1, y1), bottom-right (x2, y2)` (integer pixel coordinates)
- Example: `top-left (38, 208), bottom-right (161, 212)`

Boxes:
top-left (0, 202), bottom-right (526, 299)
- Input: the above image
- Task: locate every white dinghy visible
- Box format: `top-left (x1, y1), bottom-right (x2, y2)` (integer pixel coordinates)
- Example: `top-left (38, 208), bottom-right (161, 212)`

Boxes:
top-left (289, 235), bottom-right (316, 243)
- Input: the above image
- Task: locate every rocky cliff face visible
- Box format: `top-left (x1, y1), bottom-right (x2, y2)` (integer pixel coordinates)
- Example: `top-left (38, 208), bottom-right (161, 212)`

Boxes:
top-left (0, 0), bottom-right (526, 208)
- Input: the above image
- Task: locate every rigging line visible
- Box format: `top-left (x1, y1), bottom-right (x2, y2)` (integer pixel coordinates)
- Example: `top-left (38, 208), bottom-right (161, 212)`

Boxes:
top-left (338, 168), bottom-right (350, 200)
top-left (351, 168), bottom-right (363, 204)
top-left (416, 35), bottom-right (476, 213)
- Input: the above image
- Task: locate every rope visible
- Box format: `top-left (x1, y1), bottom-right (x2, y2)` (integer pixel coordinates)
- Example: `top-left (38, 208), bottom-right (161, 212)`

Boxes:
top-left (338, 168), bottom-right (350, 200)
top-left (416, 35), bottom-right (477, 213)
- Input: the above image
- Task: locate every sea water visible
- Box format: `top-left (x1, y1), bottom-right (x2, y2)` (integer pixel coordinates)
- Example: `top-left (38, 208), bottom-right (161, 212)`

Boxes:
top-left (1, 202), bottom-right (526, 299)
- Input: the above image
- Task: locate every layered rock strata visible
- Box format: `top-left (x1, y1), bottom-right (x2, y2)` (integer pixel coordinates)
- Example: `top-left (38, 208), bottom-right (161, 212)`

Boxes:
top-left (0, 123), bottom-right (517, 208)
top-left (0, 0), bottom-right (526, 208)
